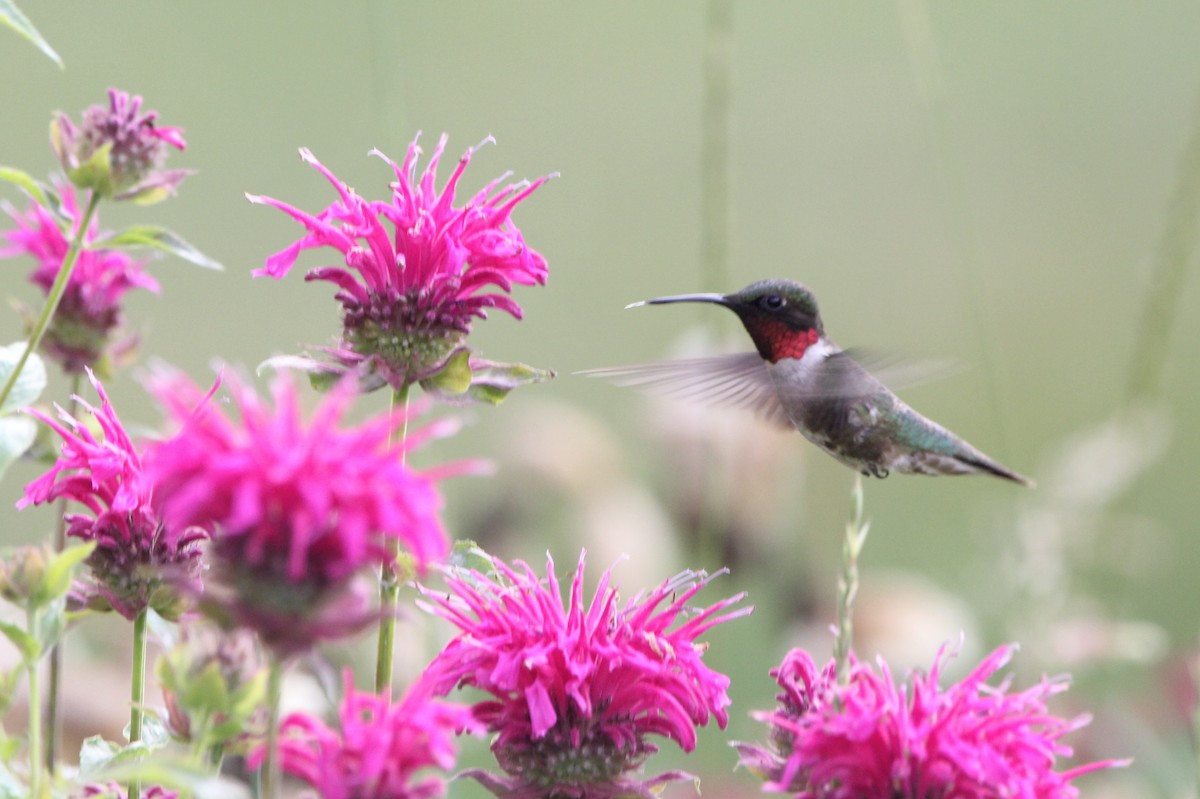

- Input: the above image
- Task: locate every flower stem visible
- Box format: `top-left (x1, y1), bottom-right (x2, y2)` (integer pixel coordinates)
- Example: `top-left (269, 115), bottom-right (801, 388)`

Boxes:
top-left (26, 608), bottom-right (43, 799)
top-left (374, 384), bottom-right (411, 697)
top-left (45, 374), bottom-right (82, 775)
top-left (260, 659), bottom-right (284, 799)
top-left (128, 608), bottom-right (148, 799)
top-left (833, 474), bottom-right (870, 686)
top-left (0, 191), bottom-right (100, 409)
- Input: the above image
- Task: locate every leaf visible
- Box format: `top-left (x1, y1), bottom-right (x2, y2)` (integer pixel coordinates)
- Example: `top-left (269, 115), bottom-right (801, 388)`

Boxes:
top-left (256, 353), bottom-right (345, 392)
top-left (0, 0), bottom-right (63, 68)
top-left (34, 603), bottom-right (64, 652)
top-left (41, 542), bottom-right (95, 602)
top-left (0, 416), bottom-right (36, 479)
top-left (68, 142), bottom-right (116, 197)
top-left (79, 735), bottom-right (152, 778)
top-left (449, 540), bottom-right (499, 575)
top-left (78, 735), bottom-right (121, 777)
top-left (420, 356), bottom-right (555, 406)
top-left (463, 359), bottom-right (555, 405)
top-left (0, 165), bottom-right (51, 207)
top-left (98, 225), bottom-right (223, 270)
top-left (138, 712), bottom-right (171, 749)
top-left (422, 349), bottom-right (472, 395)
top-left (0, 343), bottom-right (47, 413)
top-left (0, 621), bottom-right (38, 665)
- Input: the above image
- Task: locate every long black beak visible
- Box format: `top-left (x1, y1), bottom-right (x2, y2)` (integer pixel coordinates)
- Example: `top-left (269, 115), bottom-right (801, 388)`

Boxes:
top-left (625, 292), bottom-right (729, 310)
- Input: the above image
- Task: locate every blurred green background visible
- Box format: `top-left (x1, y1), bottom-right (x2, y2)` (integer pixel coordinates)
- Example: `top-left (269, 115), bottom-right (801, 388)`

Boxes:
top-left (3, 2), bottom-right (1199, 796)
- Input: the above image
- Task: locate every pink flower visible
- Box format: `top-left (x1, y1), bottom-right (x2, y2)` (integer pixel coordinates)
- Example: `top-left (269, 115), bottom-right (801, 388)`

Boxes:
top-left (420, 551), bottom-right (751, 799)
top-left (247, 134), bottom-right (551, 391)
top-left (51, 88), bottom-right (189, 202)
top-left (737, 645), bottom-right (1129, 799)
top-left (1, 182), bottom-right (159, 373)
top-left (144, 368), bottom-right (459, 652)
top-left (249, 671), bottom-right (478, 799)
top-left (18, 369), bottom-right (205, 620)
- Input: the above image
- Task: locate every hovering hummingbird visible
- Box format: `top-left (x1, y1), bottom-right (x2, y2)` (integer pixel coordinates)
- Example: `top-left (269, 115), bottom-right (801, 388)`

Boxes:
top-left (588, 279), bottom-right (1033, 486)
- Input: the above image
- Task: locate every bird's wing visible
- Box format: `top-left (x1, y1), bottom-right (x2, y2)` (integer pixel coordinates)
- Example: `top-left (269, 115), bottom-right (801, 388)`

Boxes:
top-left (579, 352), bottom-right (793, 429)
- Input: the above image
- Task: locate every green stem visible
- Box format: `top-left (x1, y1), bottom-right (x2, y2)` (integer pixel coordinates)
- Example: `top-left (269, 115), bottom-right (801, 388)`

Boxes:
top-left (0, 191), bottom-right (101, 409)
top-left (128, 609), bottom-right (148, 799)
top-left (260, 659), bottom-right (284, 799)
top-left (833, 475), bottom-right (870, 686)
top-left (26, 609), bottom-right (43, 799)
top-left (374, 384), bottom-right (411, 697)
top-left (45, 375), bottom-right (82, 775)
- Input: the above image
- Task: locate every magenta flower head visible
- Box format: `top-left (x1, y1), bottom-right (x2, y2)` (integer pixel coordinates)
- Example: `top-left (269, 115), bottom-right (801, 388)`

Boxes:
top-left (144, 367), bottom-right (459, 655)
top-left (247, 133), bottom-right (553, 397)
top-left (51, 88), bottom-right (189, 203)
top-left (18, 369), bottom-right (205, 620)
top-left (1, 182), bottom-right (159, 373)
top-left (736, 644), bottom-right (1129, 799)
top-left (247, 670), bottom-right (479, 799)
top-left (420, 551), bottom-right (751, 799)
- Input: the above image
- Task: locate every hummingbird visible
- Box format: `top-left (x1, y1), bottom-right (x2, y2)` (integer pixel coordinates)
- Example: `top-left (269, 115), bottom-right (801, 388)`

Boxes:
top-left (588, 279), bottom-right (1033, 486)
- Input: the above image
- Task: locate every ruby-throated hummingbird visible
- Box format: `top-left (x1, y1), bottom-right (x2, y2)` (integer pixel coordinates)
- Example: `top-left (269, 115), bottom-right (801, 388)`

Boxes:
top-left (589, 279), bottom-right (1033, 486)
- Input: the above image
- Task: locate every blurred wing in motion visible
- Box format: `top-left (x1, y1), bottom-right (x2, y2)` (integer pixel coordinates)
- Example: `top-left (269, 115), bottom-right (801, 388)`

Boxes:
top-left (579, 352), bottom-right (793, 429)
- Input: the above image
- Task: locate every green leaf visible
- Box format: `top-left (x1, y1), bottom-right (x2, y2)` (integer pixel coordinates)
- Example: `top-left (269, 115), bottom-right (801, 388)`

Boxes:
top-left (139, 712), bottom-right (171, 749)
top-left (41, 542), bottom-right (95, 602)
top-left (257, 354), bottom-right (344, 392)
top-left (0, 621), bottom-right (38, 665)
top-left (0, 165), bottom-right (51, 207)
top-left (0, 0), bottom-right (62, 68)
top-left (78, 735), bottom-right (153, 779)
top-left (68, 142), bottom-right (116, 198)
top-left (34, 602), bottom-right (64, 652)
top-left (98, 225), bottom-right (223, 270)
top-left (422, 349), bottom-right (472, 395)
top-left (0, 343), bottom-right (47, 413)
top-left (78, 735), bottom-right (121, 777)
top-left (449, 540), bottom-right (499, 574)
top-left (419, 355), bottom-right (555, 406)
top-left (464, 359), bottom-right (556, 405)
top-left (0, 416), bottom-right (36, 479)
top-left (0, 664), bottom-right (20, 713)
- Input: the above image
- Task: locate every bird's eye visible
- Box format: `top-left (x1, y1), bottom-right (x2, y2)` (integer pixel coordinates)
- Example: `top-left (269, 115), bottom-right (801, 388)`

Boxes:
top-left (762, 294), bottom-right (785, 310)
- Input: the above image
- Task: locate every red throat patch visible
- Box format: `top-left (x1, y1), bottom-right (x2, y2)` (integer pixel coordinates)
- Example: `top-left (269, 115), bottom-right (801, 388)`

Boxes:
top-left (756, 320), bottom-right (819, 363)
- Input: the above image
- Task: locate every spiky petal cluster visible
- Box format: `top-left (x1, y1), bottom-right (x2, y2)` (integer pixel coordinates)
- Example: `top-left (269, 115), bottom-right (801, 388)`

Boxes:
top-left (421, 551), bottom-right (750, 799)
top-left (51, 88), bottom-right (189, 202)
top-left (247, 133), bottom-right (551, 390)
top-left (736, 645), bottom-right (1129, 799)
top-left (1, 183), bottom-right (159, 373)
top-left (18, 370), bottom-right (204, 620)
top-left (144, 368), bottom-right (456, 652)
top-left (248, 671), bottom-right (478, 799)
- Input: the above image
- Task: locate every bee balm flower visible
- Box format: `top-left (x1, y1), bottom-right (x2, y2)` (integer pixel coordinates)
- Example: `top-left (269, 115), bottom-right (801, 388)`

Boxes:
top-left (421, 551), bottom-right (750, 799)
top-left (736, 644), bottom-right (1129, 799)
top-left (1, 183), bottom-right (159, 373)
top-left (19, 369), bottom-right (205, 620)
top-left (145, 368), bottom-right (460, 654)
top-left (51, 88), bottom-right (190, 202)
top-left (248, 134), bottom-right (552, 395)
